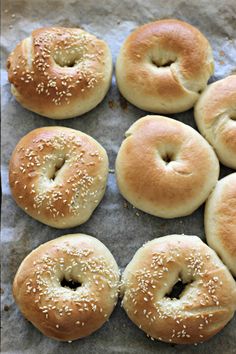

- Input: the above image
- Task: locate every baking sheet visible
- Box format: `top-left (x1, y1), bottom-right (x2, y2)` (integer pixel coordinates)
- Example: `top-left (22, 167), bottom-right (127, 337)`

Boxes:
top-left (1, 0), bottom-right (236, 353)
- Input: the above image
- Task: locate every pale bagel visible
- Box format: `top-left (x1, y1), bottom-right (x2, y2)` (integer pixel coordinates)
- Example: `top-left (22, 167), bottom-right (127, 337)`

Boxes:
top-left (194, 75), bottom-right (236, 169)
top-left (205, 173), bottom-right (236, 276)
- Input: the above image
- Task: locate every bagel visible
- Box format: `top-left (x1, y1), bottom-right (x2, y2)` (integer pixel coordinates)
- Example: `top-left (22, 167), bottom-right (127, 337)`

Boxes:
top-left (116, 19), bottom-right (214, 114)
top-left (13, 234), bottom-right (120, 341)
top-left (194, 75), bottom-right (236, 169)
top-left (121, 235), bottom-right (236, 344)
top-left (205, 173), bottom-right (236, 276)
top-left (115, 115), bottom-right (219, 218)
top-left (9, 127), bottom-right (108, 228)
top-left (7, 27), bottom-right (112, 119)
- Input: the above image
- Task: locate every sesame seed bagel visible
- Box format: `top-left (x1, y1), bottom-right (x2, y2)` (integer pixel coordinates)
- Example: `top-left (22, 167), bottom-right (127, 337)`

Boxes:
top-left (7, 27), bottom-right (112, 119)
top-left (194, 75), bottom-right (236, 169)
top-left (13, 234), bottom-right (120, 341)
top-left (9, 127), bottom-right (108, 228)
top-left (205, 173), bottom-right (236, 276)
top-left (121, 235), bottom-right (236, 344)
top-left (115, 115), bottom-right (219, 218)
top-left (116, 19), bottom-right (214, 114)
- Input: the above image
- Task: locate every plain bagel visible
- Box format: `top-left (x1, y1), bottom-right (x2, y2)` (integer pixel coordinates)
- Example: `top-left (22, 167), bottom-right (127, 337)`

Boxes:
top-left (116, 19), bottom-right (214, 113)
top-left (194, 75), bottom-right (236, 169)
top-left (13, 234), bottom-right (120, 341)
top-left (9, 126), bottom-right (108, 228)
top-left (121, 235), bottom-right (236, 344)
top-left (7, 27), bottom-right (112, 119)
top-left (205, 173), bottom-right (236, 276)
top-left (115, 115), bottom-right (219, 218)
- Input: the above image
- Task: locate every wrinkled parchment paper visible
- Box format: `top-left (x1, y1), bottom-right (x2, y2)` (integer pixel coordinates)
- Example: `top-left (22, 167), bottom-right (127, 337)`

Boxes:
top-left (1, 0), bottom-right (236, 353)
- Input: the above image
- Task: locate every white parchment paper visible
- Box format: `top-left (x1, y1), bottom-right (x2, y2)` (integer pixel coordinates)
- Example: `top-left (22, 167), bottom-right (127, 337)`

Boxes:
top-left (1, 0), bottom-right (236, 353)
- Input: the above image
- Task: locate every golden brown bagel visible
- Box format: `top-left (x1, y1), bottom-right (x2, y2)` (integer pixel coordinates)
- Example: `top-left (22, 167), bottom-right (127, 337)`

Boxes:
top-left (7, 27), bottom-right (112, 119)
top-left (121, 235), bottom-right (236, 344)
top-left (116, 19), bottom-right (214, 114)
top-left (115, 115), bottom-right (219, 218)
top-left (205, 173), bottom-right (236, 276)
top-left (9, 127), bottom-right (108, 228)
top-left (13, 234), bottom-right (120, 341)
top-left (194, 75), bottom-right (236, 169)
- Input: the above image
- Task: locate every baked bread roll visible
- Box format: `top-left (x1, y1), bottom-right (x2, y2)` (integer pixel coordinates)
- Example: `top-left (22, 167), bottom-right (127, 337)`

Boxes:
top-left (116, 19), bottom-right (214, 113)
top-left (194, 75), bottom-right (236, 169)
top-left (121, 235), bottom-right (236, 344)
top-left (7, 27), bottom-right (112, 119)
top-left (13, 234), bottom-right (120, 341)
top-left (115, 115), bottom-right (219, 218)
top-left (205, 173), bottom-right (236, 276)
top-left (9, 127), bottom-right (108, 228)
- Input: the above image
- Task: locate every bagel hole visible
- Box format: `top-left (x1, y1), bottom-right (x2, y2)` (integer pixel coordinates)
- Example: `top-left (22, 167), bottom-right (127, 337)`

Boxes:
top-left (60, 278), bottom-right (82, 291)
top-left (151, 55), bottom-right (176, 68)
top-left (166, 279), bottom-right (191, 300)
top-left (229, 114), bottom-right (236, 121)
top-left (161, 153), bottom-right (174, 164)
top-left (53, 50), bottom-right (81, 68)
top-left (65, 61), bottom-right (76, 68)
top-left (54, 57), bottom-right (77, 67)
top-left (152, 59), bottom-right (175, 67)
top-left (50, 158), bottom-right (66, 181)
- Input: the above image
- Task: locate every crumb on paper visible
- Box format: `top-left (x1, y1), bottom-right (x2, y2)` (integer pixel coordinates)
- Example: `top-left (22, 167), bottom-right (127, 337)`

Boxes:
top-left (123, 202), bottom-right (128, 208)
top-left (219, 50), bottom-right (225, 56)
top-left (119, 95), bottom-right (128, 111)
top-left (108, 100), bottom-right (114, 109)
top-left (108, 100), bottom-right (117, 109)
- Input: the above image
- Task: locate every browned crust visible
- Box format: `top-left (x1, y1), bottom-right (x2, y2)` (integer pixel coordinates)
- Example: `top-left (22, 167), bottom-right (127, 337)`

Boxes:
top-left (124, 19), bottom-right (211, 82)
top-left (9, 127), bottom-right (108, 228)
top-left (115, 115), bottom-right (219, 218)
top-left (13, 234), bottom-right (120, 341)
top-left (121, 235), bottom-right (236, 344)
top-left (116, 19), bottom-right (214, 113)
top-left (7, 27), bottom-right (112, 119)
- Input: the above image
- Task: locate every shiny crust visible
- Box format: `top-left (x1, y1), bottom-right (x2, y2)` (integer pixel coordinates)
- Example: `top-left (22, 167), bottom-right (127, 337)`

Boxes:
top-left (194, 75), bottom-right (236, 169)
top-left (115, 115), bottom-right (219, 218)
top-left (116, 19), bottom-right (214, 113)
top-left (121, 235), bottom-right (236, 344)
top-left (7, 27), bottom-right (112, 119)
top-left (205, 173), bottom-right (236, 276)
top-left (9, 127), bottom-right (108, 228)
top-left (13, 234), bottom-right (120, 341)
